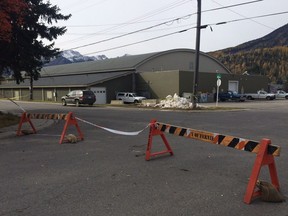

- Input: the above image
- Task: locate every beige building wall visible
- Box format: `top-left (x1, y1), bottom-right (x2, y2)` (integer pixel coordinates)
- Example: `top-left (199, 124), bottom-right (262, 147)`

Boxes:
top-left (138, 70), bottom-right (270, 100)
top-left (137, 70), bottom-right (180, 99)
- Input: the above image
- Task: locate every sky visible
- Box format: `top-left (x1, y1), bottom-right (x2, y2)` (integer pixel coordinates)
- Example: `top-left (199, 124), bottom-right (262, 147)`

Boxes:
top-left (48, 0), bottom-right (288, 58)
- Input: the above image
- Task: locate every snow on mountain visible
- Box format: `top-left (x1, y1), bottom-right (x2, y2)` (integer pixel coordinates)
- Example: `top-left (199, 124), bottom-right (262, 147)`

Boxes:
top-left (45, 50), bottom-right (108, 66)
top-left (61, 50), bottom-right (81, 60)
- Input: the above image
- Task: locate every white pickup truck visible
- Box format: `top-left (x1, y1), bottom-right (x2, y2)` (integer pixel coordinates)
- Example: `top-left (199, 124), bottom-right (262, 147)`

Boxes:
top-left (275, 90), bottom-right (288, 99)
top-left (245, 90), bottom-right (276, 100)
top-left (116, 92), bottom-right (146, 103)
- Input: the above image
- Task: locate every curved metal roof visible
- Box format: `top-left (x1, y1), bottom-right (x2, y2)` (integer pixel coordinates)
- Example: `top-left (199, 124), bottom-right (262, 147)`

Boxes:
top-left (42, 48), bottom-right (230, 76)
top-left (1, 71), bottom-right (131, 88)
top-left (42, 52), bottom-right (156, 76)
top-left (1, 49), bottom-right (230, 88)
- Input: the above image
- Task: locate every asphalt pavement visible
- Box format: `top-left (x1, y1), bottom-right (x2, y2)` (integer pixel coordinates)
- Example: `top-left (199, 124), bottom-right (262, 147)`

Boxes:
top-left (0, 118), bottom-right (55, 139)
top-left (1, 100), bottom-right (288, 216)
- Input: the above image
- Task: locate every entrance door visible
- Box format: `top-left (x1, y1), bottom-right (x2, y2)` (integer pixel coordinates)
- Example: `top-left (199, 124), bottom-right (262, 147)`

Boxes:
top-left (14, 90), bottom-right (20, 100)
top-left (228, 81), bottom-right (239, 93)
top-left (90, 87), bottom-right (107, 104)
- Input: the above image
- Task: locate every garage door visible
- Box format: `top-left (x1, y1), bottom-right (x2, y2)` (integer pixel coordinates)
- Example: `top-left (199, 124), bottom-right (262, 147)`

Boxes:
top-left (90, 87), bottom-right (107, 104)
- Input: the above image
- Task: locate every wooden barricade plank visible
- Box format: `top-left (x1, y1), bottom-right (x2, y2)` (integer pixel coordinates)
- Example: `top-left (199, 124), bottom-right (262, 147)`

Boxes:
top-left (27, 113), bottom-right (68, 120)
top-left (155, 122), bottom-right (280, 156)
top-left (16, 112), bottom-right (84, 144)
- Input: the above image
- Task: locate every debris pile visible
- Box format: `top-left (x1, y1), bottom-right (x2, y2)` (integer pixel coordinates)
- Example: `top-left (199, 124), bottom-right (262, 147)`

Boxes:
top-left (141, 93), bottom-right (207, 109)
top-left (154, 94), bottom-right (192, 109)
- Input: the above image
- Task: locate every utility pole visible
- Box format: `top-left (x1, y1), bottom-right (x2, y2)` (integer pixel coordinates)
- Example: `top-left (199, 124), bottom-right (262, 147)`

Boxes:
top-left (192, 0), bottom-right (202, 109)
top-left (29, 75), bottom-right (33, 100)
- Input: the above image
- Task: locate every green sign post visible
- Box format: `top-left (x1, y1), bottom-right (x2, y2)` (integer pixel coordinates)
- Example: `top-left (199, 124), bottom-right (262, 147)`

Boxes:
top-left (216, 74), bottom-right (221, 107)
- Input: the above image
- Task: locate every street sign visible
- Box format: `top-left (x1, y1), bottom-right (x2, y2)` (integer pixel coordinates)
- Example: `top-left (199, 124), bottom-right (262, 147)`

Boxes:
top-left (217, 78), bottom-right (221, 87)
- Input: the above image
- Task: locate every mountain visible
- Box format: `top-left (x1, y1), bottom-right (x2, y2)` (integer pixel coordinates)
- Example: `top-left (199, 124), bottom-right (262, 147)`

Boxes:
top-left (0, 50), bottom-right (108, 78)
top-left (209, 23), bottom-right (288, 84)
top-left (213, 23), bottom-right (288, 54)
top-left (45, 50), bottom-right (108, 66)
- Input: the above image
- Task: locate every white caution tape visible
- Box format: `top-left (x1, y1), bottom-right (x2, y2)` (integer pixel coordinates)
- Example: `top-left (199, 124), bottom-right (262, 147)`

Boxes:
top-left (4, 97), bottom-right (26, 112)
top-left (76, 117), bottom-right (149, 136)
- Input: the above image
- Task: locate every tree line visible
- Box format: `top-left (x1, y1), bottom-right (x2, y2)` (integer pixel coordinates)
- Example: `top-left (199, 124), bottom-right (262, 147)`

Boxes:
top-left (210, 46), bottom-right (288, 84)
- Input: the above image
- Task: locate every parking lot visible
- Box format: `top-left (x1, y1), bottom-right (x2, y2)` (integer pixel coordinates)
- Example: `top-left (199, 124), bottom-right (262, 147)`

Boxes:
top-left (1, 99), bottom-right (288, 216)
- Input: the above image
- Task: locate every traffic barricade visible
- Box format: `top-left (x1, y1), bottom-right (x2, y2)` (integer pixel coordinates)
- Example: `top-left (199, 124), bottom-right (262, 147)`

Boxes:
top-left (16, 112), bottom-right (84, 144)
top-left (145, 119), bottom-right (282, 204)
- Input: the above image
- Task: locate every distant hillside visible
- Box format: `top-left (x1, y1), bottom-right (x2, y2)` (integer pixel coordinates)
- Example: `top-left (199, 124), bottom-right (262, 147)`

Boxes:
top-left (209, 23), bottom-right (288, 84)
top-left (45, 50), bottom-right (108, 66)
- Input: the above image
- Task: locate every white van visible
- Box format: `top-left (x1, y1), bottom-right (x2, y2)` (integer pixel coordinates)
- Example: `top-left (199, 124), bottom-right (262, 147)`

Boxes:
top-left (116, 92), bottom-right (146, 103)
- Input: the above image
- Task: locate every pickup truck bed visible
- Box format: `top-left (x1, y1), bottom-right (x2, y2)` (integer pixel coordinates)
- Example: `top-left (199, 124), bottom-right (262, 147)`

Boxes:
top-left (245, 90), bottom-right (275, 100)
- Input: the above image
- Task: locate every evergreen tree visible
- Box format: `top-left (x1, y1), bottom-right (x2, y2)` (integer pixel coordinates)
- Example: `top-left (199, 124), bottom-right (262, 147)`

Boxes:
top-left (0, 0), bottom-right (71, 99)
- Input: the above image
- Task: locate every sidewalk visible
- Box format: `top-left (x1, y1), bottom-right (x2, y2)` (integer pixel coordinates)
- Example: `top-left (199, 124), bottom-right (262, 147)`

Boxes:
top-left (0, 119), bottom-right (55, 140)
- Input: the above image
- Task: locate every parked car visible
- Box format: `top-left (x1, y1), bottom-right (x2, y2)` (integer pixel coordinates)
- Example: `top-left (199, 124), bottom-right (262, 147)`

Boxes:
top-left (216, 91), bottom-right (245, 102)
top-left (245, 90), bottom-right (276, 100)
top-left (275, 90), bottom-right (288, 99)
top-left (116, 92), bottom-right (146, 103)
top-left (61, 90), bottom-right (96, 106)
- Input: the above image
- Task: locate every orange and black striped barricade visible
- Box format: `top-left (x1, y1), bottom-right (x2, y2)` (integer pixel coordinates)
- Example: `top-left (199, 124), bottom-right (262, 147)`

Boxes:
top-left (146, 120), bottom-right (281, 204)
top-left (16, 112), bottom-right (84, 144)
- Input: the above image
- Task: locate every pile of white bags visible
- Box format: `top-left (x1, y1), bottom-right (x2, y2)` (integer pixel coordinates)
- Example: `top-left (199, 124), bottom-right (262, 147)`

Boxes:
top-left (155, 93), bottom-right (194, 109)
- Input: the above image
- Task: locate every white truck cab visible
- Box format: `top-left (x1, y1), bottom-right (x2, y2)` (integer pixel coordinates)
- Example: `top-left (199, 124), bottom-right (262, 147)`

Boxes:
top-left (116, 92), bottom-right (146, 103)
top-left (276, 90), bottom-right (288, 99)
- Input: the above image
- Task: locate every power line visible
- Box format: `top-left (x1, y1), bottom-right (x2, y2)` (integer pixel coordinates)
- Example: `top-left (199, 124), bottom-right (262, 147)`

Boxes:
top-left (82, 11), bottom-right (288, 55)
top-left (204, 0), bottom-right (263, 13)
top-left (70, 14), bottom-right (193, 50)
top-left (69, 0), bottom-right (110, 14)
top-left (119, 0), bottom-right (191, 25)
top-left (66, 24), bottom-right (193, 36)
top-left (61, 0), bottom-right (263, 28)
top-left (68, 0), bottom-right (264, 50)
top-left (210, 0), bottom-right (274, 30)
top-left (212, 11), bottom-right (288, 26)
top-left (83, 28), bottom-right (195, 55)
top-left (63, 16), bottom-right (192, 28)
top-left (58, 0), bottom-right (192, 46)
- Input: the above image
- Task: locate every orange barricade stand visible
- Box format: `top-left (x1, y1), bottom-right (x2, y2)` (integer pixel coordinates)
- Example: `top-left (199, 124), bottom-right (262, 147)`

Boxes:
top-left (59, 112), bottom-right (84, 144)
top-left (146, 119), bottom-right (282, 204)
top-left (244, 138), bottom-right (280, 204)
top-left (16, 112), bottom-right (36, 135)
top-left (145, 119), bottom-right (174, 161)
top-left (16, 112), bottom-right (84, 144)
